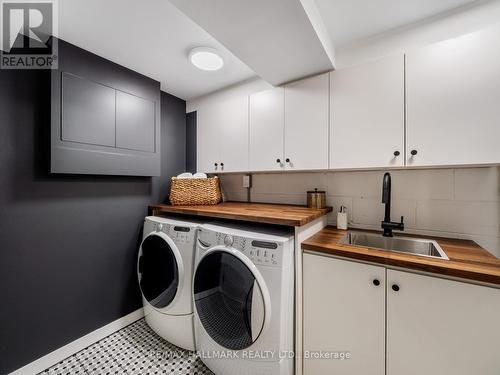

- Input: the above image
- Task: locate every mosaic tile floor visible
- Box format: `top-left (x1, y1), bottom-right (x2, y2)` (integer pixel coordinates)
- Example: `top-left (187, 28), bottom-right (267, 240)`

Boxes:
top-left (38, 318), bottom-right (213, 375)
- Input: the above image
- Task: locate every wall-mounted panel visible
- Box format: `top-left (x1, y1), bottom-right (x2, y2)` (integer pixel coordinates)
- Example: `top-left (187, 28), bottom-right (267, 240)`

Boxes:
top-left (61, 73), bottom-right (116, 147)
top-left (51, 39), bottom-right (161, 176)
top-left (116, 91), bottom-right (155, 152)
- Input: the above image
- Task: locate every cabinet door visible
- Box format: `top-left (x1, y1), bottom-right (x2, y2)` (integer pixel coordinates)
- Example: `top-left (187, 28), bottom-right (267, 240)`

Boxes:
top-left (197, 103), bottom-right (221, 173)
top-left (249, 87), bottom-right (285, 171)
top-left (331, 55), bottom-right (404, 168)
top-left (406, 25), bottom-right (500, 166)
top-left (218, 96), bottom-right (249, 172)
top-left (387, 270), bottom-right (500, 375)
top-left (303, 253), bottom-right (385, 375)
top-left (284, 73), bottom-right (329, 170)
top-left (116, 91), bottom-right (155, 152)
top-left (61, 73), bottom-right (116, 147)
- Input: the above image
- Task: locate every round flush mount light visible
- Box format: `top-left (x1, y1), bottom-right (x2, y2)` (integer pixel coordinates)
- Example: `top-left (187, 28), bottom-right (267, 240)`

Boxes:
top-left (189, 47), bottom-right (224, 71)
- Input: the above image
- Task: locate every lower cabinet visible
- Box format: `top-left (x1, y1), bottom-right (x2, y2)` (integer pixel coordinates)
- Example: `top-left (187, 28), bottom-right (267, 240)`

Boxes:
top-left (303, 254), bottom-right (385, 375)
top-left (303, 253), bottom-right (500, 375)
top-left (386, 269), bottom-right (500, 375)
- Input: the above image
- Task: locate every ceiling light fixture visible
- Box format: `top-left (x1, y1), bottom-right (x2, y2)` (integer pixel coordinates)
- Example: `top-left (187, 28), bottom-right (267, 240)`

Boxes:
top-left (189, 47), bottom-right (224, 71)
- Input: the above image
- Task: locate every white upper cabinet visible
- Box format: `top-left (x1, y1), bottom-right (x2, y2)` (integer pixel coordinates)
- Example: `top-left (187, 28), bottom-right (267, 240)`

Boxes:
top-left (197, 96), bottom-right (249, 173)
top-left (387, 269), bottom-right (500, 375)
top-left (331, 54), bottom-right (405, 169)
top-left (218, 96), bottom-right (249, 172)
top-left (303, 253), bottom-right (386, 375)
top-left (406, 25), bottom-right (500, 167)
top-left (197, 102), bottom-right (221, 173)
top-left (284, 73), bottom-right (329, 170)
top-left (249, 87), bottom-right (285, 171)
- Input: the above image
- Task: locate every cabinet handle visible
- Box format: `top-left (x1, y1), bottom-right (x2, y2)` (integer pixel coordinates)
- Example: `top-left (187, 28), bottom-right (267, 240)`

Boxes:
top-left (410, 150), bottom-right (418, 156)
top-left (372, 279), bottom-right (380, 286)
top-left (276, 158), bottom-right (281, 163)
top-left (393, 151), bottom-right (400, 157)
top-left (220, 162), bottom-right (224, 167)
top-left (285, 158), bottom-right (290, 163)
top-left (214, 163), bottom-right (218, 167)
top-left (392, 284), bottom-right (400, 292)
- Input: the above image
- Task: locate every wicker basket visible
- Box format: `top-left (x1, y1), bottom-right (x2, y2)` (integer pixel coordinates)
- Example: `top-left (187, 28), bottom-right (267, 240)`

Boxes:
top-left (169, 176), bottom-right (222, 206)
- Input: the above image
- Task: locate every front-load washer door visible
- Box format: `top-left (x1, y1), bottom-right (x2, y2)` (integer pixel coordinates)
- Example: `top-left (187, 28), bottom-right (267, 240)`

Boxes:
top-left (194, 247), bottom-right (271, 351)
top-left (138, 232), bottom-right (184, 310)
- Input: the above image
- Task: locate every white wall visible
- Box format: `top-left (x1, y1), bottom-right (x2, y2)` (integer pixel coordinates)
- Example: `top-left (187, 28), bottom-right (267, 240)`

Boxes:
top-left (219, 167), bottom-right (500, 258)
top-left (335, 0), bottom-right (500, 68)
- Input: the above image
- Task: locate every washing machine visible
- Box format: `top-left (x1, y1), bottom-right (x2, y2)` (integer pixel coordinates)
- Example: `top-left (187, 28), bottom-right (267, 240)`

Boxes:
top-left (138, 216), bottom-right (201, 351)
top-left (193, 223), bottom-right (295, 375)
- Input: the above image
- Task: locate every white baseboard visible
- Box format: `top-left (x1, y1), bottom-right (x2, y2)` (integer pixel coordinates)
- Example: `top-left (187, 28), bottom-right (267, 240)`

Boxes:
top-left (10, 308), bottom-right (144, 375)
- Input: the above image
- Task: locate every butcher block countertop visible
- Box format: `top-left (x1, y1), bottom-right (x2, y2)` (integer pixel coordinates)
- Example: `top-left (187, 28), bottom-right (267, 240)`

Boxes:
top-left (149, 202), bottom-right (332, 227)
top-left (302, 226), bottom-right (500, 286)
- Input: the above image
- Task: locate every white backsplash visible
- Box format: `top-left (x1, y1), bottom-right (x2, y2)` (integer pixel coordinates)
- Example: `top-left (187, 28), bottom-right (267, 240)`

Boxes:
top-left (219, 167), bottom-right (500, 258)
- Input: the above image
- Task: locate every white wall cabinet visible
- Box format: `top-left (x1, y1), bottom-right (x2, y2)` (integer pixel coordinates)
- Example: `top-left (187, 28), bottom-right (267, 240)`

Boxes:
top-left (303, 254), bottom-right (385, 375)
top-left (330, 54), bottom-right (405, 169)
top-left (196, 102), bottom-right (221, 173)
top-left (406, 25), bottom-right (500, 167)
top-left (303, 252), bottom-right (500, 375)
top-left (284, 73), bottom-right (329, 170)
top-left (249, 87), bottom-right (285, 171)
top-left (197, 26), bottom-right (500, 173)
top-left (197, 96), bottom-right (249, 173)
top-left (387, 269), bottom-right (500, 375)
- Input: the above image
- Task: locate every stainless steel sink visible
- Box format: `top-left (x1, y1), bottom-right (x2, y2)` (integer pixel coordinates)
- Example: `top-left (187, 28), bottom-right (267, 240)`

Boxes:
top-left (339, 231), bottom-right (449, 260)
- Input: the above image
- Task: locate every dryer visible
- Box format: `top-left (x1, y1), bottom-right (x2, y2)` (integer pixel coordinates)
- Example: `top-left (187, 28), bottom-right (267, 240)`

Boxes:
top-left (138, 216), bottom-right (200, 351)
top-left (193, 223), bottom-right (295, 375)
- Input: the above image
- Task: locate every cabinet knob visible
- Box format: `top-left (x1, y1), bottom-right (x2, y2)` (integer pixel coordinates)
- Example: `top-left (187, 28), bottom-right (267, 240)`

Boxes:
top-left (220, 162), bottom-right (224, 167)
top-left (410, 150), bottom-right (418, 156)
top-left (392, 284), bottom-right (400, 292)
top-left (285, 158), bottom-right (290, 163)
top-left (214, 163), bottom-right (218, 167)
top-left (372, 279), bottom-right (380, 286)
top-left (393, 151), bottom-right (400, 157)
top-left (276, 158), bottom-right (281, 163)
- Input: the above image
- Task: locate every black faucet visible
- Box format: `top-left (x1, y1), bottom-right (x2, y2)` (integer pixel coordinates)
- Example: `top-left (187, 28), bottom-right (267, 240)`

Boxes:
top-left (381, 172), bottom-right (404, 237)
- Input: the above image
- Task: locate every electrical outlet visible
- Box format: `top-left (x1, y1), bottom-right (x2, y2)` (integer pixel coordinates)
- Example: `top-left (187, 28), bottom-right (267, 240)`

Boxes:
top-left (243, 175), bottom-right (251, 188)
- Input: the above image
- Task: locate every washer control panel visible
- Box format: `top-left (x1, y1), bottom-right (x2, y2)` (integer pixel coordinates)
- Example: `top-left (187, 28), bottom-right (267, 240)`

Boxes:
top-left (215, 232), bottom-right (282, 267)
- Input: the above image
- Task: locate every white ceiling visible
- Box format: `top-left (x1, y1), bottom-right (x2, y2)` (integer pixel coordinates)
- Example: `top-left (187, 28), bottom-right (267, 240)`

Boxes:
top-left (58, 0), bottom-right (256, 100)
top-left (57, 0), bottom-right (484, 101)
top-left (169, 0), bottom-right (334, 86)
top-left (314, 0), bottom-right (479, 48)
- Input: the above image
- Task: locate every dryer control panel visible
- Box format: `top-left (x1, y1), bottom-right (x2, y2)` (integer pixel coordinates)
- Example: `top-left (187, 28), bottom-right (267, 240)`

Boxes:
top-left (148, 221), bottom-right (195, 245)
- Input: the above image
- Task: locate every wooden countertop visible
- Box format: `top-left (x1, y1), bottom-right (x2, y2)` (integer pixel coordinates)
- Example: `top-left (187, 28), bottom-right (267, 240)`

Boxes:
top-left (302, 226), bottom-right (500, 285)
top-left (149, 202), bottom-right (332, 227)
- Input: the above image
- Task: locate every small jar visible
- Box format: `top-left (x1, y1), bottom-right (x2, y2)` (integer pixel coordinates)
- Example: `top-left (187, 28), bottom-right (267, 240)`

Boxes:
top-left (307, 188), bottom-right (326, 209)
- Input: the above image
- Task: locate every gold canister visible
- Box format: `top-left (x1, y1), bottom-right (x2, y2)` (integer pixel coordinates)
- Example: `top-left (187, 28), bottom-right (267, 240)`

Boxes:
top-left (307, 188), bottom-right (326, 209)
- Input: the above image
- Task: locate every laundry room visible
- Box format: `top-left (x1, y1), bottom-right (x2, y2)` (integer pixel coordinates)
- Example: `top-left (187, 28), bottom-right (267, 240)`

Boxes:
top-left (1, 1), bottom-right (500, 375)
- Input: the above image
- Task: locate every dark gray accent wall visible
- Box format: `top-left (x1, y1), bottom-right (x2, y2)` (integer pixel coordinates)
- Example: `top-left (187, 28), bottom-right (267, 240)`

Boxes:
top-left (186, 111), bottom-right (197, 173)
top-left (0, 67), bottom-right (186, 373)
